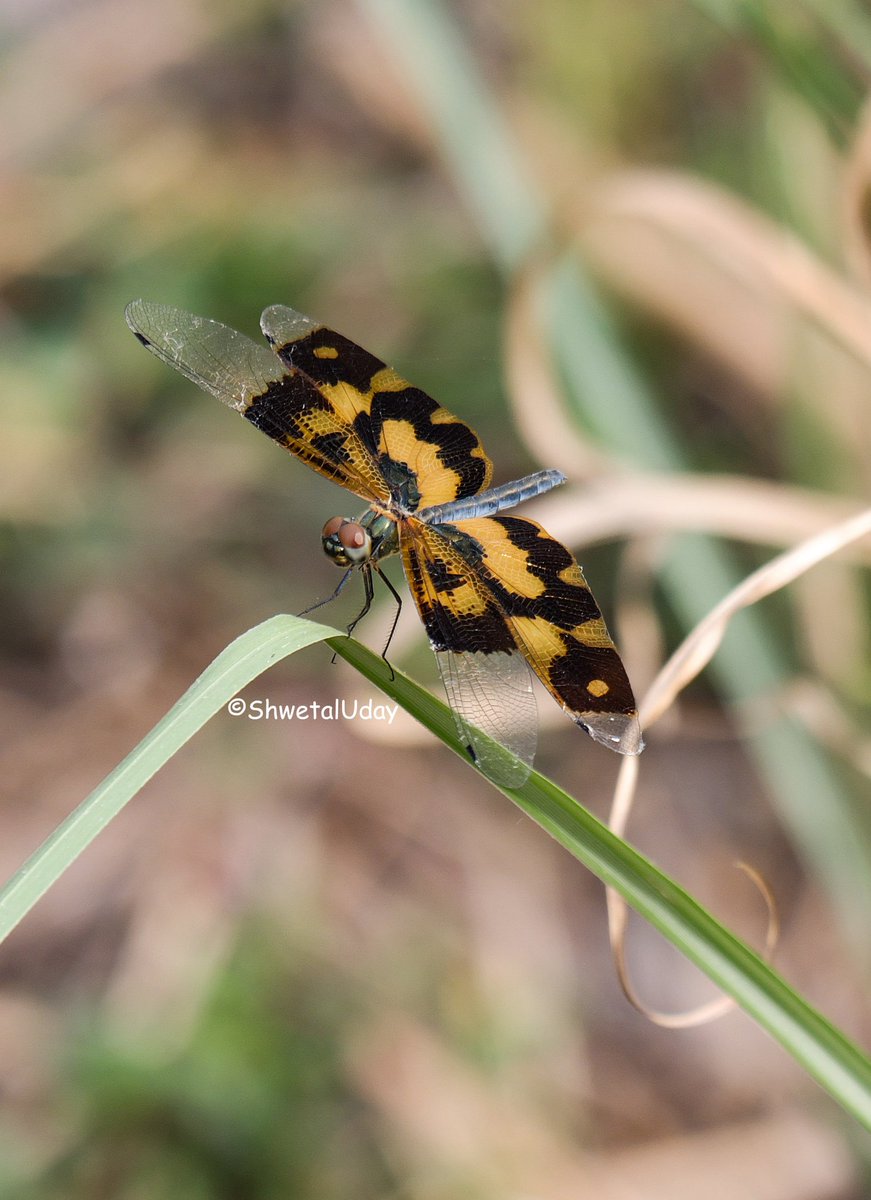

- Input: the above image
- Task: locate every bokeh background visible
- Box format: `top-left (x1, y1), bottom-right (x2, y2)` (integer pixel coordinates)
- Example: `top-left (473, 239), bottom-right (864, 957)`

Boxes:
top-left (2, 0), bottom-right (871, 1195)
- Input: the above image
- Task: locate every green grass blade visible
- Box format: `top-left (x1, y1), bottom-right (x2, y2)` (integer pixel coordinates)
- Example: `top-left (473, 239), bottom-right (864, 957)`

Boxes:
top-left (3, 617), bottom-right (871, 1125)
top-left (0, 615), bottom-right (338, 946)
top-left (802, 0), bottom-right (871, 79)
top-left (691, 0), bottom-right (863, 140)
top-left (354, 0), bottom-right (542, 270)
top-left (331, 635), bottom-right (871, 1130)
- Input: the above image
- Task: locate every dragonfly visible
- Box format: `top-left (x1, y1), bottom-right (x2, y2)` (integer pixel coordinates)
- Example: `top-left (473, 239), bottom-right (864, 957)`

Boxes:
top-left (126, 300), bottom-right (643, 785)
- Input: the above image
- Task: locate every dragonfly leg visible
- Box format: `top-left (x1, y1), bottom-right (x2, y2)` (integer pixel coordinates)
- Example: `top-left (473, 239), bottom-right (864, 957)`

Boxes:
top-left (298, 567), bottom-right (355, 617)
top-left (373, 565), bottom-right (403, 682)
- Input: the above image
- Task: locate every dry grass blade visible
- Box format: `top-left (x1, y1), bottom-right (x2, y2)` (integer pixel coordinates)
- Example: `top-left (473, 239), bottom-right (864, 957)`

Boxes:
top-left (641, 505), bottom-right (871, 728)
top-left (609, 881), bottom-right (778, 1029)
top-left (604, 505), bottom-right (871, 1025)
top-left (583, 169), bottom-right (871, 387)
top-left (504, 262), bottom-right (612, 477)
top-left (504, 257), bottom-right (867, 549)
top-left (607, 764), bottom-right (778, 1028)
top-left (525, 473), bottom-right (867, 556)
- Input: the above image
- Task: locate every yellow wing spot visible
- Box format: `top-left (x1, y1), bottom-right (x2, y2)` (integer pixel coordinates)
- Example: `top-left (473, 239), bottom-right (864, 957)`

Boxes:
top-left (587, 678), bottom-right (610, 698)
top-left (314, 345), bottom-right (339, 359)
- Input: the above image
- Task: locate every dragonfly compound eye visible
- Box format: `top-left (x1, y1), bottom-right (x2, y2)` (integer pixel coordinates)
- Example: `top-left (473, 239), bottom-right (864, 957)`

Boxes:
top-left (321, 517), bottom-right (372, 566)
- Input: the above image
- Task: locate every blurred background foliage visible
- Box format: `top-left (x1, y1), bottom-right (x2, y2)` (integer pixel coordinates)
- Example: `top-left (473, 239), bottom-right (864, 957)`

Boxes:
top-left (2, 0), bottom-right (871, 1195)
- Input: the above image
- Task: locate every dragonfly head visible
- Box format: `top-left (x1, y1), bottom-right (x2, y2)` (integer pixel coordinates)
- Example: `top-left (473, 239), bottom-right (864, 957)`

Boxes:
top-left (321, 517), bottom-right (372, 568)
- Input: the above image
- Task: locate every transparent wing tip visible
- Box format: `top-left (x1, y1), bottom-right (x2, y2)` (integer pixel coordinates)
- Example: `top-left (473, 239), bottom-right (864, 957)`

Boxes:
top-left (260, 304), bottom-right (320, 347)
top-left (578, 711), bottom-right (645, 756)
top-left (124, 298), bottom-right (149, 338)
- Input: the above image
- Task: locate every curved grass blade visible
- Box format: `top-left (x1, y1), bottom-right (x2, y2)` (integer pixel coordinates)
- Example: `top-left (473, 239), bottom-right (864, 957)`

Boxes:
top-left (2, 618), bottom-right (870, 1129)
top-left (333, 634), bottom-right (871, 1131)
top-left (0, 615), bottom-right (339, 946)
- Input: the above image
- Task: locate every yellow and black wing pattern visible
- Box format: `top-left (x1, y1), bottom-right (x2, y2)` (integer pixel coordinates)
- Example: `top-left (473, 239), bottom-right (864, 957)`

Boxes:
top-left (401, 513), bottom-right (642, 785)
top-left (260, 305), bottom-right (493, 510)
top-left (126, 300), bottom-right (642, 786)
top-left (125, 300), bottom-right (492, 511)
